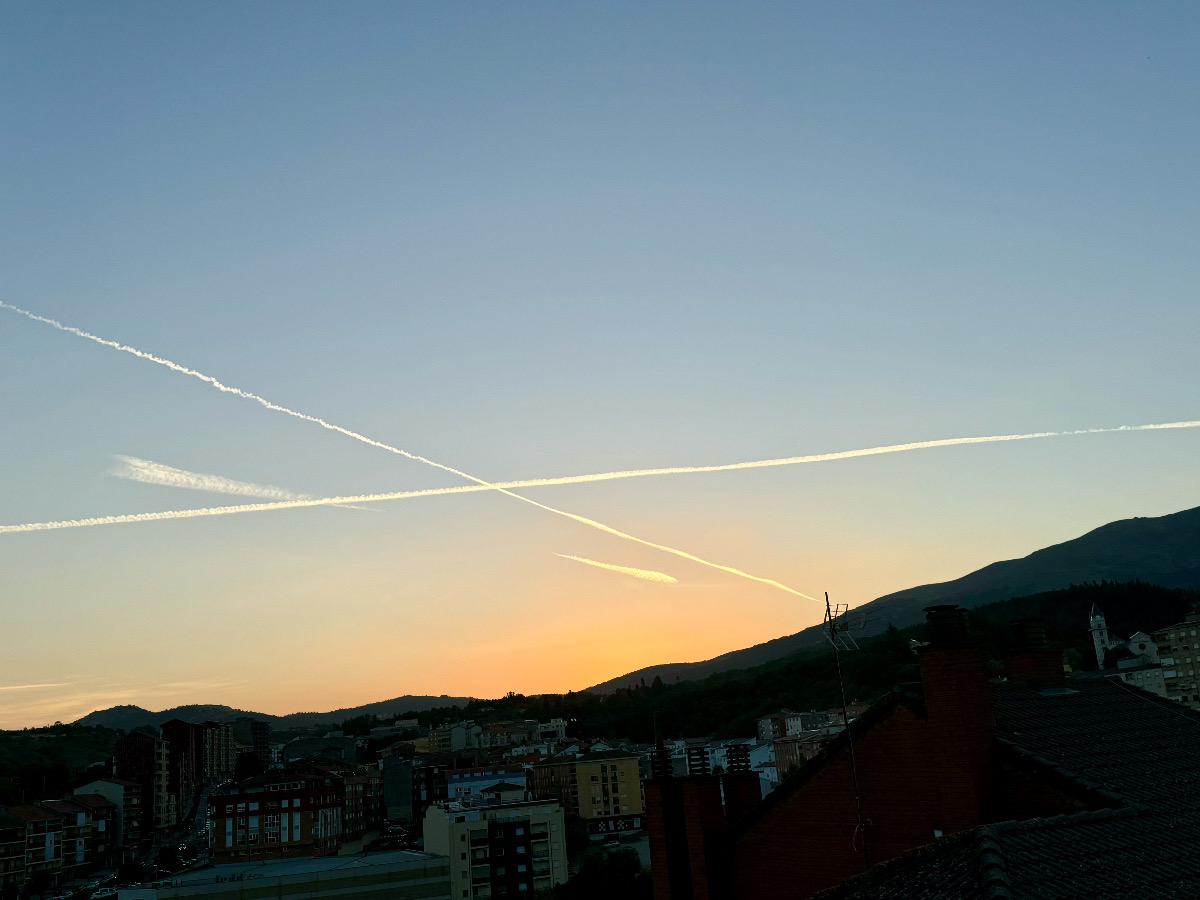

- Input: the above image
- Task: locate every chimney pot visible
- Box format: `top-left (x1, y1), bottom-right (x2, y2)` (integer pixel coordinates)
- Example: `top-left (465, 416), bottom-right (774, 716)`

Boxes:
top-left (924, 604), bottom-right (969, 645)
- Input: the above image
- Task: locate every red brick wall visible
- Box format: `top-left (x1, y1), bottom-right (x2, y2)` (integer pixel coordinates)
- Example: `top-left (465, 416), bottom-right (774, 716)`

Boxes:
top-left (918, 645), bottom-right (994, 833)
top-left (731, 704), bottom-right (947, 900)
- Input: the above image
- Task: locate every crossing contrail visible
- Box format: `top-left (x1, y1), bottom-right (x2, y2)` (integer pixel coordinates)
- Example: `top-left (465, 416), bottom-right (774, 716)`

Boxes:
top-left (0, 301), bottom-right (818, 601)
top-left (555, 555), bottom-right (677, 583)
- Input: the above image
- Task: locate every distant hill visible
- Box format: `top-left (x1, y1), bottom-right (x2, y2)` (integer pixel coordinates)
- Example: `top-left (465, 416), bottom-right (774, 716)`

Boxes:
top-left (588, 503), bottom-right (1200, 692)
top-left (73, 695), bottom-right (476, 732)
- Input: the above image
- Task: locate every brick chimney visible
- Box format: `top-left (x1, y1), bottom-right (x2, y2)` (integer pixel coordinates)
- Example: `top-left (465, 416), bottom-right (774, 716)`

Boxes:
top-left (1004, 617), bottom-right (1066, 687)
top-left (917, 605), bottom-right (994, 833)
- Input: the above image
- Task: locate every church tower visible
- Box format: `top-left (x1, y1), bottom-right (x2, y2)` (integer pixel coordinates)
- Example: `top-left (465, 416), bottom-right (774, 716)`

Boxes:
top-left (1089, 603), bottom-right (1113, 669)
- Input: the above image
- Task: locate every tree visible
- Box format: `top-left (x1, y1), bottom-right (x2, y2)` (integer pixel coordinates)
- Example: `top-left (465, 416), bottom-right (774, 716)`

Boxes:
top-left (545, 848), bottom-right (651, 900)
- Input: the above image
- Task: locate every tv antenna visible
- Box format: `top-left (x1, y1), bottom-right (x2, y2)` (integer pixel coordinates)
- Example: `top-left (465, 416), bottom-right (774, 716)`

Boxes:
top-left (825, 591), bottom-right (870, 871)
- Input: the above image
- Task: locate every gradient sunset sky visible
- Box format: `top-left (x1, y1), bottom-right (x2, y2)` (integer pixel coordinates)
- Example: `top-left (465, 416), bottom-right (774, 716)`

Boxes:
top-left (1, 2), bottom-right (1197, 728)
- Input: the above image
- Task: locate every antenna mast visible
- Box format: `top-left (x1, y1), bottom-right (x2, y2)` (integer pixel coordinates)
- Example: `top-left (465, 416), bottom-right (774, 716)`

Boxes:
top-left (825, 591), bottom-right (870, 870)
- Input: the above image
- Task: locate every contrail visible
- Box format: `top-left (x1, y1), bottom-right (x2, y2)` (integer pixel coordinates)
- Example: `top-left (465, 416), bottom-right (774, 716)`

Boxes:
top-left (1, 301), bottom-right (816, 600)
top-left (556, 554), bottom-right (677, 583)
top-left (114, 456), bottom-right (310, 501)
top-left (0, 682), bottom-right (71, 692)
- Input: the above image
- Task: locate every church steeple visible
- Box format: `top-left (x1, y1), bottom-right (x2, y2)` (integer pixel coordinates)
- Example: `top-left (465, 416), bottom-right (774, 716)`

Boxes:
top-left (1089, 603), bottom-right (1112, 669)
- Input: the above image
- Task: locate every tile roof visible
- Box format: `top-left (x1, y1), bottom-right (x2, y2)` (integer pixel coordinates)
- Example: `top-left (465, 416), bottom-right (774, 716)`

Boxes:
top-left (68, 793), bottom-right (117, 810)
top-left (816, 677), bottom-right (1200, 899)
top-left (1, 805), bottom-right (62, 823)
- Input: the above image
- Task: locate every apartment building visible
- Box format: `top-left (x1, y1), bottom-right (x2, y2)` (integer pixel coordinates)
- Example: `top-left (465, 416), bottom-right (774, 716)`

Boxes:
top-left (424, 798), bottom-right (567, 899)
top-left (67, 793), bottom-right (118, 871)
top-left (2, 806), bottom-right (64, 890)
top-left (527, 750), bottom-right (643, 834)
top-left (162, 719), bottom-right (205, 817)
top-left (0, 810), bottom-right (26, 894)
top-left (1154, 612), bottom-right (1200, 710)
top-left (203, 721), bottom-right (237, 781)
top-left (75, 777), bottom-right (142, 853)
top-left (114, 731), bottom-right (175, 832)
top-left (208, 769), bottom-right (344, 864)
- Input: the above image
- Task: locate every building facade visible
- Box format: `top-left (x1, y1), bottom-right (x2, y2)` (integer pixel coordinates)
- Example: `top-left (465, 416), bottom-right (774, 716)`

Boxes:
top-left (527, 750), bottom-right (643, 835)
top-left (423, 798), bottom-right (567, 899)
top-left (207, 770), bottom-right (344, 864)
top-left (1154, 612), bottom-right (1200, 710)
top-left (115, 731), bottom-right (175, 832)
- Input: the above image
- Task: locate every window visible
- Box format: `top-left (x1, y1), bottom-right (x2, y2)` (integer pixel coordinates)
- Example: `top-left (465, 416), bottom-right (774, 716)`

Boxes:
top-left (516, 846), bottom-right (526, 854)
top-left (515, 827), bottom-right (524, 835)
top-left (249, 802), bottom-right (259, 812)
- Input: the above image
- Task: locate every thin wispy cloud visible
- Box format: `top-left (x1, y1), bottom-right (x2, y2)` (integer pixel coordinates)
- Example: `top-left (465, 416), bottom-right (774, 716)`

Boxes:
top-left (0, 682), bottom-right (71, 692)
top-left (114, 456), bottom-right (309, 501)
top-left (1, 301), bottom-right (818, 601)
top-left (556, 554), bottom-right (677, 583)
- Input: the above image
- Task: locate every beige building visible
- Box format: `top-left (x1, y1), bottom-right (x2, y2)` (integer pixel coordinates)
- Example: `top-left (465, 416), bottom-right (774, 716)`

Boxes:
top-left (423, 798), bottom-right (567, 899)
top-left (527, 750), bottom-right (642, 822)
top-left (1154, 612), bottom-right (1200, 710)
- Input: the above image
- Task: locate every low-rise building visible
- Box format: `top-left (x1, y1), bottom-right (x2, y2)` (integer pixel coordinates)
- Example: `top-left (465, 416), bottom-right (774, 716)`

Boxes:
top-left (423, 798), bottom-right (567, 899)
top-left (75, 777), bottom-right (142, 854)
top-left (430, 722), bottom-right (482, 754)
top-left (2, 805), bottom-right (64, 890)
top-left (119, 849), bottom-right (451, 899)
top-left (68, 793), bottom-right (118, 871)
top-left (0, 810), bottom-right (26, 894)
top-left (39, 799), bottom-right (92, 879)
top-left (446, 765), bottom-right (527, 804)
top-left (207, 769), bottom-right (344, 864)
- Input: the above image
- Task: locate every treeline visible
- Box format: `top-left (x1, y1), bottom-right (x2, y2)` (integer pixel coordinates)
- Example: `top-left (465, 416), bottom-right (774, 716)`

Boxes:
top-left (406, 580), bottom-right (1200, 742)
top-left (0, 723), bottom-right (119, 805)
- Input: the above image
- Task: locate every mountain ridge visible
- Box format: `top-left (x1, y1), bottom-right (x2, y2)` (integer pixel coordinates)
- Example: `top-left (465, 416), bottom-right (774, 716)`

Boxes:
top-left (586, 503), bottom-right (1200, 692)
top-left (73, 695), bottom-right (476, 732)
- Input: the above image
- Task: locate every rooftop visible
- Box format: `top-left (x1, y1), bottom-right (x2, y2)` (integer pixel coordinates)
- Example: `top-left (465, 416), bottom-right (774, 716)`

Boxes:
top-left (130, 849), bottom-right (442, 890)
top-left (813, 676), bottom-right (1200, 899)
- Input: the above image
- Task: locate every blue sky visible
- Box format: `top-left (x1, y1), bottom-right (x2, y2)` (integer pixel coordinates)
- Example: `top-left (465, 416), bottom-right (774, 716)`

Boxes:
top-left (1, 2), bottom-right (1197, 726)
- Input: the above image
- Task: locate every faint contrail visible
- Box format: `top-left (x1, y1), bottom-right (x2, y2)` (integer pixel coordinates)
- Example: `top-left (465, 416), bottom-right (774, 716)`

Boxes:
top-left (1, 301), bottom-right (815, 600)
top-left (114, 456), bottom-right (310, 501)
top-left (0, 682), bottom-right (70, 692)
top-left (556, 554), bottom-right (678, 583)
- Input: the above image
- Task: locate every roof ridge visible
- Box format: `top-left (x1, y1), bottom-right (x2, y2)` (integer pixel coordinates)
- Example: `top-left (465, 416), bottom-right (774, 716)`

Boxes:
top-left (974, 826), bottom-right (1014, 900)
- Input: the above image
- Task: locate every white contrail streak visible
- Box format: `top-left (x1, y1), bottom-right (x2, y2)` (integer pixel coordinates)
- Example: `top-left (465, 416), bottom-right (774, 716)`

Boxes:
top-left (0, 682), bottom-right (71, 692)
top-left (114, 456), bottom-right (309, 501)
top-left (6, 412), bottom-right (1199, 594)
top-left (555, 554), bottom-right (678, 583)
top-left (1, 301), bottom-right (816, 600)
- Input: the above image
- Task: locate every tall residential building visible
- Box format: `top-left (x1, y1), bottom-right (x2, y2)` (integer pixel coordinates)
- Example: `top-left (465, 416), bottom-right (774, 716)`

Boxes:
top-left (1154, 611), bottom-right (1200, 710)
top-left (527, 750), bottom-right (643, 835)
top-left (423, 798), bottom-right (567, 899)
top-left (114, 732), bottom-right (175, 833)
top-left (232, 717), bottom-right (272, 767)
top-left (203, 721), bottom-right (237, 781)
top-left (162, 719), bottom-right (206, 820)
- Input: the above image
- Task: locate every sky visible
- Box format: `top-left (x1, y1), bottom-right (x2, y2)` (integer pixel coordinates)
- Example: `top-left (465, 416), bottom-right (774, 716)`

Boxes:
top-left (1, 2), bottom-right (1197, 728)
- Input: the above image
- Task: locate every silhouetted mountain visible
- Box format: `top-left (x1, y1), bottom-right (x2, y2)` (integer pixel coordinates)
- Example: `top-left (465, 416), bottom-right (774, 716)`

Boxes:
top-left (73, 695), bottom-right (475, 732)
top-left (588, 503), bottom-right (1200, 692)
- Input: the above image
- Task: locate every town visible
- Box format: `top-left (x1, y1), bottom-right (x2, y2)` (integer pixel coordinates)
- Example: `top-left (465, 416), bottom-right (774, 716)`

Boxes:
top-left (2, 587), bottom-right (1198, 899)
